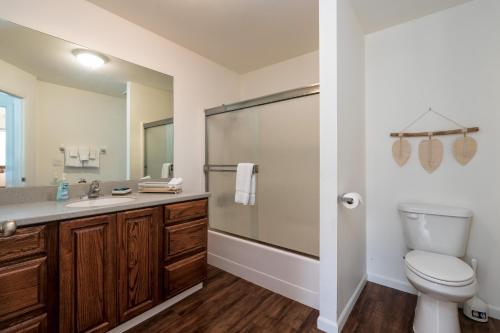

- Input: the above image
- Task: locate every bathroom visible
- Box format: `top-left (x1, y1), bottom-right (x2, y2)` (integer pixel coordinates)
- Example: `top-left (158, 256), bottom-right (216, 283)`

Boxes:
top-left (0, 0), bottom-right (498, 332)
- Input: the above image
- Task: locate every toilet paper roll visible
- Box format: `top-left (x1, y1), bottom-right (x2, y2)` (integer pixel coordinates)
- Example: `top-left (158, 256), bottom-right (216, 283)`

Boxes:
top-left (341, 192), bottom-right (363, 209)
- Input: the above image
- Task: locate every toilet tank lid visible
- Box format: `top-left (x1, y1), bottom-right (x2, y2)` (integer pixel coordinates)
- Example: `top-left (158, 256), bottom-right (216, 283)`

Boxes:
top-left (398, 203), bottom-right (473, 218)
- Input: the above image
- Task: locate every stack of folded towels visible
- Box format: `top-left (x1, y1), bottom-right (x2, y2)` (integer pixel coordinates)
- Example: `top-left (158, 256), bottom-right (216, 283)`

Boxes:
top-left (138, 177), bottom-right (183, 193)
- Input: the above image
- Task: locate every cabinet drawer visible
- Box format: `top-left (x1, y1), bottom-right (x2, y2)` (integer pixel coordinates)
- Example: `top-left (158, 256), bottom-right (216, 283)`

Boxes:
top-left (165, 199), bottom-right (208, 224)
top-left (164, 219), bottom-right (207, 260)
top-left (164, 251), bottom-right (206, 297)
top-left (0, 313), bottom-right (47, 333)
top-left (0, 257), bottom-right (47, 322)
top-left (0, 226), bottom-right (46, 263)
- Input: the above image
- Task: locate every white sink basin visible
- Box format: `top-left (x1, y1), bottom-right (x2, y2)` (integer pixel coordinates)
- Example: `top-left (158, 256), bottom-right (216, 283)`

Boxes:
top-left (66, 197), bottom-right (136, 208)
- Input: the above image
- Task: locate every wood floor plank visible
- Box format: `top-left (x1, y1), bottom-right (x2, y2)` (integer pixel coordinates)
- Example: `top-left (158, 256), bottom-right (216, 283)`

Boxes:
top-left (126, 267), bottom-right (498, 333)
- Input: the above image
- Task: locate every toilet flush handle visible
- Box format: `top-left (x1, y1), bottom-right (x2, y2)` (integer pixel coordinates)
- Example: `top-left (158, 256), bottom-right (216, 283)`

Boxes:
top-left (405, 213), bottom-right (419, 220)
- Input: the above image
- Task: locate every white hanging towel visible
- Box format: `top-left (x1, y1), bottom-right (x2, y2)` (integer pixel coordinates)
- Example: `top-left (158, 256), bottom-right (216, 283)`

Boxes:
top-left (235, 163), bottom-right (256, 205)
top-left (84, 148), bottom-right (100, 168)
top-left (78, 146), bottom-right (90, 162)
top-left (161, 163), bottom-right (172, 178)
top-left (64, 146), bottom-right (81, 167)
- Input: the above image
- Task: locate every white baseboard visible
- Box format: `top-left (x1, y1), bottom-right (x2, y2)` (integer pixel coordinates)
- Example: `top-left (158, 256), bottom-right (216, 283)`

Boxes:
top-left (367, 272), bottom-right (417, 295)
top-left (107, 283), bottom-right (202, 333)
top-left (208, 252), bottom-right (319, 309)
top-left (337, 275), bottom-right (367, 331)
top-left (489, 304), bottom-right (500, 320)
top-left (317, 316), bottom-right (339, 333)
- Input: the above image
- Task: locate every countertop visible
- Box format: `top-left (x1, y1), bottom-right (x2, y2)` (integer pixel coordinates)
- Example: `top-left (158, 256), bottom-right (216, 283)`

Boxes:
top-left (0, 192), bottom-right (210, 227)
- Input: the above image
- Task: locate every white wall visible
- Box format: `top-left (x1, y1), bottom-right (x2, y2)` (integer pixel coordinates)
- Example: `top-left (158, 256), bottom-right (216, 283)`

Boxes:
top-left (0, 0), bottom-right (240, 193)
top-left (366, 0), bottom-right (500, 318)
top-left (239, 51), bottom-right (319, 100)
top-left (127, 81), bottom-right (172, 179)
top-left (318, 0), bottom-right (339, 331)
top-left (36, 81), bottom-right (126, 185)
top-left (336, 0), bottom-right (366, 329)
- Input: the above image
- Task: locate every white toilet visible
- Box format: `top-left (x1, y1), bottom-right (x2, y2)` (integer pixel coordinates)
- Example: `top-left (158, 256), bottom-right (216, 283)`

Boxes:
top-left (399, 203), bottom-right (478, 333)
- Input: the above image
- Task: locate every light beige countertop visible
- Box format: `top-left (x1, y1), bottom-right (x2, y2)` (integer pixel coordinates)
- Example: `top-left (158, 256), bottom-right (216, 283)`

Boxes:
top-left (0, 192), bottom-right (210, 227)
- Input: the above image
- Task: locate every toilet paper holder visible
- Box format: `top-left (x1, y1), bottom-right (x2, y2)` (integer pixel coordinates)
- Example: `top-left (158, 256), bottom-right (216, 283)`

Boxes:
top-left (338, 192), bottom-right (363, 209)
top-left (339, 194), bottom-right (355, 204)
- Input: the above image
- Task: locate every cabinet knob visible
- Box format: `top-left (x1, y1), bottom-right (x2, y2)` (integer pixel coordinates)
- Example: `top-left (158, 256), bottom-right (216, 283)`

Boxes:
top-left (0, 220), bottom-right (17, 237)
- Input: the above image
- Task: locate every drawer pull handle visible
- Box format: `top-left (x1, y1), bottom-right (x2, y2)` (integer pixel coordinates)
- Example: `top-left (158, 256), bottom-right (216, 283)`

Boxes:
top-left (0, 220), bottom-right (17, 237)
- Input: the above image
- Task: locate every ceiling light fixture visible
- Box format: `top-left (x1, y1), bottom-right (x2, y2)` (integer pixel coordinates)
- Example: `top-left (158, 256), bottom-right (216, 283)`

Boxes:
top-left (72, 49), bottom-right (108, 69)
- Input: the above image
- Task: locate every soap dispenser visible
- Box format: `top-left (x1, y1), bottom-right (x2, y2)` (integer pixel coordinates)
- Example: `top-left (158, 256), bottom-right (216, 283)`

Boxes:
top-left (56, 173), bottom-right (70, 201)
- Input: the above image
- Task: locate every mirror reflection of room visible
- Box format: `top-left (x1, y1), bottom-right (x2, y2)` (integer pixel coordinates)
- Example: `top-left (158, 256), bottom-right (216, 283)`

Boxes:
top-left (0, 19), bottom-right (173, 187)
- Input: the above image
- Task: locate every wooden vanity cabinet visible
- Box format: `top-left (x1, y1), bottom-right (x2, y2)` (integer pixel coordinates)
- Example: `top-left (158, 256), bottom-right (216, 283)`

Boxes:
top-left (0, 197), bottom-right (208, 332)
top-left (0, 223), bottom-right (57, 333)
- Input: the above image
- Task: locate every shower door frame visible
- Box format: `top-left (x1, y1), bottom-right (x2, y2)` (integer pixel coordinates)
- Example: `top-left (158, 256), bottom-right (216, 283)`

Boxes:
top-left (204, 84), bottom-right (320, 257)
top-left (204, 83), bottom-right (319, 191)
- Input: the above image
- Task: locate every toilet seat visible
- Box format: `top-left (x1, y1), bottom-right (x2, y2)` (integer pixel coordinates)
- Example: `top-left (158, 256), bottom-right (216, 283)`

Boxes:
top-left (405, 250), bottom-right (474, 287)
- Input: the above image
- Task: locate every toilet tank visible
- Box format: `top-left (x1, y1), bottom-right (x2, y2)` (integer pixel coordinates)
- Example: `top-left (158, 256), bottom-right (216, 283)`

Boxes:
top-left (398, 203), bottom-right (473, 257)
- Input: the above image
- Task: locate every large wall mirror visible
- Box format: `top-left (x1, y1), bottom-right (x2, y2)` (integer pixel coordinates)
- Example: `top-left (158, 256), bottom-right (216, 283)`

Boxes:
top-left (0, 19), bottom-right (174, 188)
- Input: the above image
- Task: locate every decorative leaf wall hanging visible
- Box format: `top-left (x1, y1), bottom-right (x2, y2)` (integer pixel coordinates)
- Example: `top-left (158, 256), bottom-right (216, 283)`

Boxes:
top-left (390, 108), bottom-right (479, 172)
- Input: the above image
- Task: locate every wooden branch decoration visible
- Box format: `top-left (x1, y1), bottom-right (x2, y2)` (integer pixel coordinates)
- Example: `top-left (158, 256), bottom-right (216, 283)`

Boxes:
top-left (390, 127), bottom-right (479, 138)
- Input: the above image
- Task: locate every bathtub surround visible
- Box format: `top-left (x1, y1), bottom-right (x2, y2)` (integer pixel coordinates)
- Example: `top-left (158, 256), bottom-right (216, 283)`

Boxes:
top-left (366, 0), bottom-right (500, 319)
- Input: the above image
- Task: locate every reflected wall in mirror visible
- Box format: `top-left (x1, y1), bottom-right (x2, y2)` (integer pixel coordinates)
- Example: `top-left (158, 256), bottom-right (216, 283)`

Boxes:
top-left (0, 18), bottom-right (173, 187)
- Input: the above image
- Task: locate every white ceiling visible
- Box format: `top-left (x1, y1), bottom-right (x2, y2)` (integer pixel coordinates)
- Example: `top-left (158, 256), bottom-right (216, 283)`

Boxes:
top-left (86, 0), bottom-right (319, 74)
top-left (84, 0), bottom-right (472, 73)
top-left (0, 19), bottom-right (172, 97)
top-left (351, 0), bottom-right (472, 33)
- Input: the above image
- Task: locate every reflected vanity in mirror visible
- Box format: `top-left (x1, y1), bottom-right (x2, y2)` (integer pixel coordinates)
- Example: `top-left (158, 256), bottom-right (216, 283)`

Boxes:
top-left (0, 18), bottom-right (174, 187)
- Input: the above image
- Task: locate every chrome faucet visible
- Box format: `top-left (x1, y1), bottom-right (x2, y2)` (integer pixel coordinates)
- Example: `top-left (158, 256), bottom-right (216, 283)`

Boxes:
top-left (87, 180), bottom-right (101, 199)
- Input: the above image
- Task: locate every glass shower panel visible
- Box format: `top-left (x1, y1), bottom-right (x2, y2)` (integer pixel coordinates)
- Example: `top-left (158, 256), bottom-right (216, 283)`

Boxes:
top-left (257, 96), bottom-right (319, 256)
top-left (206, 94), bottom-right (319, 256)
top-left (207, 109), bottom-right (259, 239)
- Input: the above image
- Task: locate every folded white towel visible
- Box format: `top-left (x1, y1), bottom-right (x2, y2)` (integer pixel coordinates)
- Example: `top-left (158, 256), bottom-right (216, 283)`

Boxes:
top-left (65, 146), bottom-right (81, 167)
top-left (235, 163), bottom-right (256, 205)
top-left (78, 146), bottom-right (90, 162)
top-left (168, 177), bottom-right (183, 186)
top-left (161, 163), bottom-right (172, 178)
top-left (84, 148), bottom-right (100, 168)
top-left (139, 181), bottom-right (170, 188)
top-left (89, 148), bottom-right (97, 160)
top-left (68, 146), bottom-right (78, 158)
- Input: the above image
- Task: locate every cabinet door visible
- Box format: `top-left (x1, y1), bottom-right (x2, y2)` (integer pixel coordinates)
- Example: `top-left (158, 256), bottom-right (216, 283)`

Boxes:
top-left (59, 215), bottom-right (117, 333)
top-left (117, 207), bottom-right (161, 322)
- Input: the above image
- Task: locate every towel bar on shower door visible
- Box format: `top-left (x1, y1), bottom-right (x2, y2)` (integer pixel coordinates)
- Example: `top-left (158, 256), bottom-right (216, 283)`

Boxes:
top-left (204, 164), bottom-right (259, 174)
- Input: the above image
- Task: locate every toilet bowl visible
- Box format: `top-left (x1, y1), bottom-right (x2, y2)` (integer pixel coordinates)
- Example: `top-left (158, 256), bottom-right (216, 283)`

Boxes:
top-left (405, 250), bottom-right (477, 333)
top-left (398, 203), bottom-right (476, 333)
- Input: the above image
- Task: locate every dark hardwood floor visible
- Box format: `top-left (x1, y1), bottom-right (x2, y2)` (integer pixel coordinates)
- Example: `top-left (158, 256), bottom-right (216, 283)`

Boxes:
top-left (127, 266), bottom-right (499, 333)
top-left (126, 265), bottom-right (319, 333)
top-left (344, 282), bottom-right (499, 333)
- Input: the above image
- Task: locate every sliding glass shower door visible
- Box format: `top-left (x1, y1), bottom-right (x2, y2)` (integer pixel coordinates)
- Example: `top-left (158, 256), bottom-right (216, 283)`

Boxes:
top-left (206, 90), bottom-right (319, 256)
